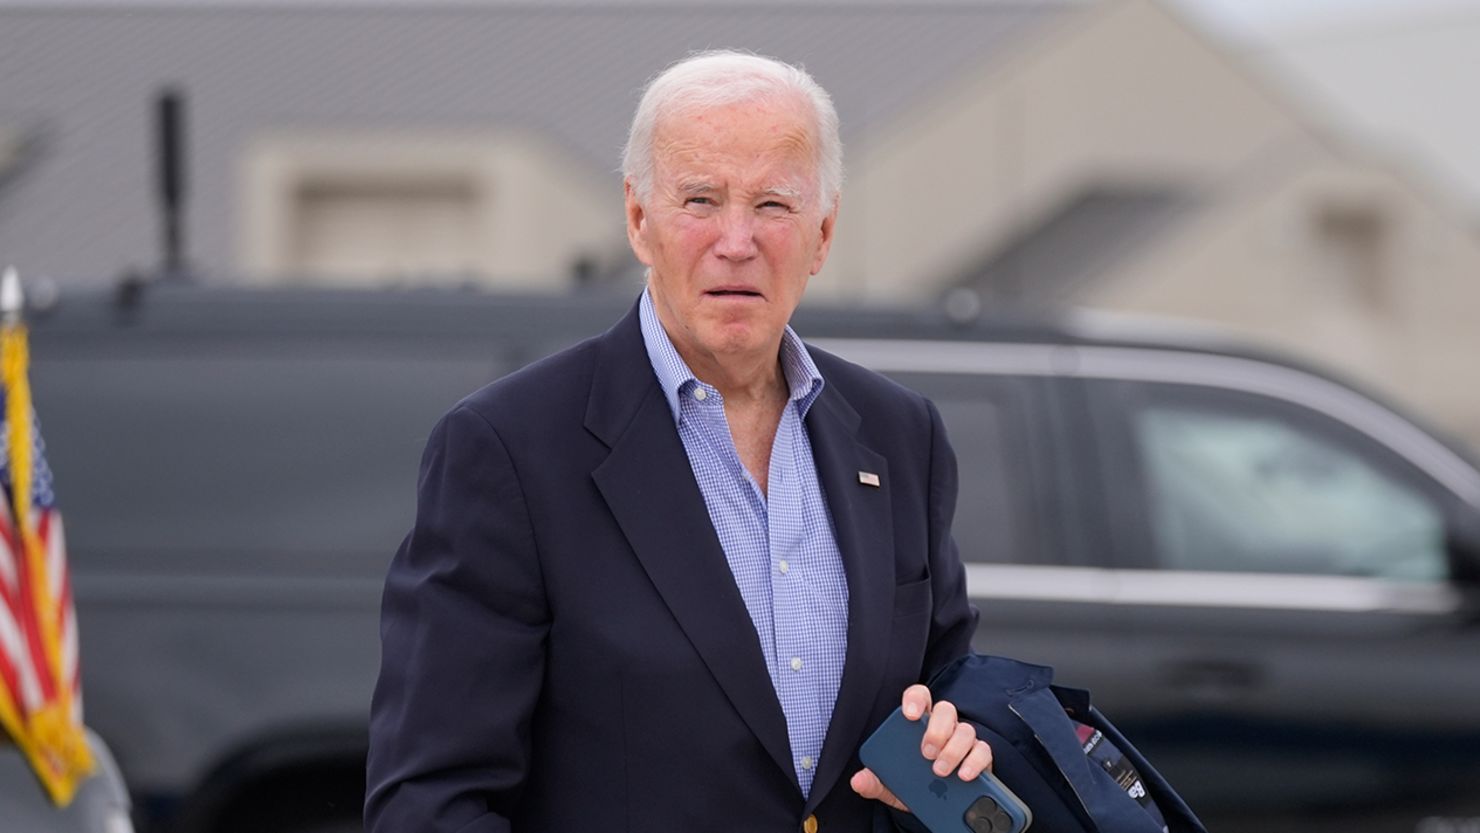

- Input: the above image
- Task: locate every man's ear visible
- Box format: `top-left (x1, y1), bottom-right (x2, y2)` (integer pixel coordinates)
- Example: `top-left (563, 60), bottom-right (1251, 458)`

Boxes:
top-left (809, 198), bottom-right (839, 276)
top-left (625, 179), bottom-right (653, 266)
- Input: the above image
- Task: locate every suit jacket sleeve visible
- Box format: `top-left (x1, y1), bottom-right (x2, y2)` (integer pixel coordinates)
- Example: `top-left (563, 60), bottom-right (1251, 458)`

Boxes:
top-left (366, 403), bottom-right (548, 833)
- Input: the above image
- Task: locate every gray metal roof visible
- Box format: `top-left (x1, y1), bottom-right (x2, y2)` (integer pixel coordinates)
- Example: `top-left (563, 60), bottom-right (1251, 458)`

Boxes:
top-left (0, 2), bottom-right (1073, 282)
top-left (957, 184), bottom-right (1196, 307)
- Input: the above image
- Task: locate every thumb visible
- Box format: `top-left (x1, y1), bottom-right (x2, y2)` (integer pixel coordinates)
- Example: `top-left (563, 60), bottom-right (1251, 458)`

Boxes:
top-left (851, 768), bottom-right (908, 812)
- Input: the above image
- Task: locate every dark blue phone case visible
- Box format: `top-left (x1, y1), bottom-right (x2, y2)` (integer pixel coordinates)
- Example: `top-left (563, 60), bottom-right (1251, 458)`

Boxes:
top-left (859, 706), bottom-right (1033, 833)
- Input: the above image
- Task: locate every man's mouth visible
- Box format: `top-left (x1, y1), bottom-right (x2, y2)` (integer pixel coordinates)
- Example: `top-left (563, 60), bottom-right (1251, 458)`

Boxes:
top-left (706, 288), bottom-right (763, 298)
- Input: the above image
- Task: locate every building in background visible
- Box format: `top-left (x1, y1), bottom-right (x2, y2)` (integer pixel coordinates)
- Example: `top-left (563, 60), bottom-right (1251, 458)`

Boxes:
top-left (1169, 0), bottom-right (1480, 223)
top-left (0, 0), bottom-right (1478, 445)
top-left (831, 0), bottom-right (1480, 446)
top-left (0, 1), bottom-right (1072, 288)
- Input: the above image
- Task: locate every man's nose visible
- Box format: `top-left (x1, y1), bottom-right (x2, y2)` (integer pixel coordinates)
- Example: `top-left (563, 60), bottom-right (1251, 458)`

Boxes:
top-left (712, 207), bottom-right (759, 261)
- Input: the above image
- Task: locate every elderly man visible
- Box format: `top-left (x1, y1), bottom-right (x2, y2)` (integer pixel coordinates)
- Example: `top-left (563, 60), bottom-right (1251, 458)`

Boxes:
top-left (366, 50), bottom-right (986, 832)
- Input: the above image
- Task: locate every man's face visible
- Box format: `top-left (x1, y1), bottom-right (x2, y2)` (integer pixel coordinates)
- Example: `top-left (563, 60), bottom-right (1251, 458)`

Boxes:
top-left (626, 96), bottom-right (837, 372)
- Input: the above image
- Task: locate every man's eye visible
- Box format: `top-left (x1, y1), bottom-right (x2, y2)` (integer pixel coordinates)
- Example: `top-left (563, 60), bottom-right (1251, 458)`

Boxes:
top-left (685, 197), bottom-right (714, 207)
top-left (759, 200), bottom-right (790, 211)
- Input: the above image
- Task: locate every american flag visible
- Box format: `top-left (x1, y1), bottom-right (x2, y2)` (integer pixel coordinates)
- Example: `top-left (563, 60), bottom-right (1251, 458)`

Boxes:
top-left (0, 280), bottom-right (93, 805)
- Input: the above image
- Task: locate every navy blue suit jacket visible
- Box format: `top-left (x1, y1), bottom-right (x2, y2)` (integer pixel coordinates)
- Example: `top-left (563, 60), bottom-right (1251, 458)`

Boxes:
top-left (366, 303), bottom-right (978, 832)
top-left (927, 655), bottom-right (1207, 833)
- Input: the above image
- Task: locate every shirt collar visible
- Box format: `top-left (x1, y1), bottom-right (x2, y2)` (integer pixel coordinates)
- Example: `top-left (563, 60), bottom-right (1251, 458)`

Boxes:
top-left (639, 288), bottom-right (825, 425)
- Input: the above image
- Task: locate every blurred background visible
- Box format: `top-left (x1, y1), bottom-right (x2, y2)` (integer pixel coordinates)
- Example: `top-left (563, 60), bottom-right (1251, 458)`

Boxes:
top-left (3, 0), bottom-right (1480, 444)
top-left (3, 1), bottom-right (1480, 832)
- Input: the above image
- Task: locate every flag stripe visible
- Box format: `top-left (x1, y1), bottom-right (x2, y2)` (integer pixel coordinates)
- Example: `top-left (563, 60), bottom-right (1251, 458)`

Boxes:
top-left (0, 639), bottom-right (29, 714)
top-left (44, 513), bottom-right (78, 705)
top-left (9, 529), bottom-right (57, 703)
top-left (0, 540), bottom-right (14, 594)
top-left (58, 595), bottom-right (76, 691)
top-left (0, 514), bottom-right (18, 596)
top-left (0, 550), bottom-right (20, 614)
top-left (0, 598), bottom-right (42, 710)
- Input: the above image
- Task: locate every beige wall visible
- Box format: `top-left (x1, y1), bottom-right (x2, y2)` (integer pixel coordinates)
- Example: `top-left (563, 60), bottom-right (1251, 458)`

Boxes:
top-left (817, 0), bottom-right (1302, 303)
top-left (239, 131), bottom-right (624, 288)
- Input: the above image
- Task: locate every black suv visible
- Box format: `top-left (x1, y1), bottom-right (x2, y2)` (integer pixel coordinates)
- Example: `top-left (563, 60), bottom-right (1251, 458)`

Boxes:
top-left (28, 282), bottom-right (1480, 833)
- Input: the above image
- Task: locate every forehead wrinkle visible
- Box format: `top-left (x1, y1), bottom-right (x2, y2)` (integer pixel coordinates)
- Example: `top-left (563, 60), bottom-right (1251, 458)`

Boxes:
top-left (677, 179), bottom-right (716, 195)
top-left (649, 108), bottom-right (823, 204)
top-left (653, 107), bottom-right (817, 163)
top-left (662, 160), bottom-right (808, 203)
top-left (773, 126), bottom-right (815, 157)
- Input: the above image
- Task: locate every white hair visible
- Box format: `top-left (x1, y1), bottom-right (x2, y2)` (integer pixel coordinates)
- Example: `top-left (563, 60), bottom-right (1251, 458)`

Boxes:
top-left (621, 49), bottom-right (844, 211)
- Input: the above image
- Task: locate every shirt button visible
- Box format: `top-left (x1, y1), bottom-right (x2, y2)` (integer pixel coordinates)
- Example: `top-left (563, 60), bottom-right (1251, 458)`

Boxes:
top-left (778, 559), bottom-right (790, 575)
top-left (693, 387), bottom-right (708, 401)
top-left (791, 657), bottom-right (803, 672)
top-left (801, 755), bottom-right (815, 771)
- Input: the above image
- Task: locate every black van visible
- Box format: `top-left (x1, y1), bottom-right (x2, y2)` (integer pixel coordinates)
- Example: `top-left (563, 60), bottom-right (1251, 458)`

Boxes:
top-left (28, 281), bottom-right (1480, 833)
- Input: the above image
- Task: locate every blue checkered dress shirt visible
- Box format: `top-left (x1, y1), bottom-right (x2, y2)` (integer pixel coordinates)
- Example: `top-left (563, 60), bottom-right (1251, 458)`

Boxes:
top-left (639, 290), bottom-right (850, 797)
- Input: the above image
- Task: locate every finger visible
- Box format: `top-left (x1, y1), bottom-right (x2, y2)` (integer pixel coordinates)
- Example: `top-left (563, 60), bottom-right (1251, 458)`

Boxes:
top-left (921, 698), bottom-right (958, 760)
top-left (901, 684), bottom-right (932, 721)
top-left (957, 739), bottom-right (996, 781)
top-left (850, 768), bottom-right (909, 812)
top-left (933, 720), bottom-right (978, 776)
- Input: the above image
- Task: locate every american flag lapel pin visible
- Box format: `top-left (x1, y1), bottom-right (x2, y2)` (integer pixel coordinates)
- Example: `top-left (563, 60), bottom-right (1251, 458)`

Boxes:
top-left (857, 471), bottom-right (881, 488)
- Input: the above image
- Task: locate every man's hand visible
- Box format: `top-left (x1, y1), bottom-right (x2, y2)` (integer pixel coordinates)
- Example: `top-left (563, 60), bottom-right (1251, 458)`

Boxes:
top-left (849, 684), bottom-right (994, 813)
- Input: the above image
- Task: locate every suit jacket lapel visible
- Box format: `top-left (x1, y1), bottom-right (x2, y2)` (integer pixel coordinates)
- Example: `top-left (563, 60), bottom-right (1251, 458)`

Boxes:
top-left (586, 306), bottom-right (798, 790)
top-left (803, 384), bottom-right (895, 811)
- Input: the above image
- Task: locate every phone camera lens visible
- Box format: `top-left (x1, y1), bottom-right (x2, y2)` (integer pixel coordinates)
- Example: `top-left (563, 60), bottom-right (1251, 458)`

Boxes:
top-left (964, 796), bottom-right (1006, 833)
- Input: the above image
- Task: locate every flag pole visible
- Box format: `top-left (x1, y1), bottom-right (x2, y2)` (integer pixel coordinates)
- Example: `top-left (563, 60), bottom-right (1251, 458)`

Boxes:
top-left (1, 266), bottom-right (20, 324)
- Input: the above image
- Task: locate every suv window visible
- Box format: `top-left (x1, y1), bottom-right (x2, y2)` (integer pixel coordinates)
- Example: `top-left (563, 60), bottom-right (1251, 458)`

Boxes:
top-left (1112, 382), bottom-right (1448, 581)
top-left (885, 372), bottom-right (1051, 566)
top-left (33, 345), bottom-right (506, 563)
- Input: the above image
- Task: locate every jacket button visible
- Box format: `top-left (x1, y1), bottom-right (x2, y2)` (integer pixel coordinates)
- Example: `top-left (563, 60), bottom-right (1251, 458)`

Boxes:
top-left (802, 814), bottom-right (818, 833)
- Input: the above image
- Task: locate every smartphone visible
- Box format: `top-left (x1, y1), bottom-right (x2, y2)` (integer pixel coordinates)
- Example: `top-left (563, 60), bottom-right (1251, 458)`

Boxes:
top-left (859, 706), bottom-right (1033, 833)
